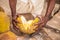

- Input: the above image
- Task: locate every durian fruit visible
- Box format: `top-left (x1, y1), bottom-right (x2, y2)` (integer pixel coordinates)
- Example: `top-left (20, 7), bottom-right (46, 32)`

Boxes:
top-left (0, 12), bottom-right (10, 33)
top-left (0, 31), bottom-right (17, 40)
top-left (17, 16), bottom-right (40, 34)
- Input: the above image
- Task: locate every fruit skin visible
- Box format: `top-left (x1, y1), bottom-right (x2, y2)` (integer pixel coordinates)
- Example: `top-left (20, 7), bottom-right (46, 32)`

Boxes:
top-left (0, 31), bottom-right (17, 40)
top-left (0, 12), bottom-right (10, 33)
top-left (16, 16), bottom-right (40, 34)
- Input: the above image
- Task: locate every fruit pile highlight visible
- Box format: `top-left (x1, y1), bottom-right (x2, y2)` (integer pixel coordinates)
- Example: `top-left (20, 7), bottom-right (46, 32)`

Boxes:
top-left (17, 16), bottom-right (40, 34)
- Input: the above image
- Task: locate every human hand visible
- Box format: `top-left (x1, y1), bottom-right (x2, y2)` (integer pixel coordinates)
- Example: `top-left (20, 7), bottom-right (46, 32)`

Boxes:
top-left (34, 16), bottom-right (49, 32)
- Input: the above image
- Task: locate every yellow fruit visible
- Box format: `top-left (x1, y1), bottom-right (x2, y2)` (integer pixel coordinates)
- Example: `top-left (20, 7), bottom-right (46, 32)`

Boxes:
top-left (0, 12), bottom-right (10, 33)
top-left (17, 16), bottom-right (39, 34)
top-left (0, 31), bottom-right (17, 40)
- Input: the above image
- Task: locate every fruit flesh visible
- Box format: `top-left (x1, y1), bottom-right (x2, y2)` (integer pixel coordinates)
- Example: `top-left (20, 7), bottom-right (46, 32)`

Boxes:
top-left (17, 16), bottom-right (39, 34)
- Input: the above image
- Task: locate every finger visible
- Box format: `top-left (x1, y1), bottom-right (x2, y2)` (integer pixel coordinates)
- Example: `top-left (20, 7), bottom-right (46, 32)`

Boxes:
top-left (34, 22), bottom-right (41, 26)
top-left (13, 21), bottom-right (20, 31)
top-left (13, 19), bottom-right (19, 23)
top-left (34, 20), bottom-right (44, 26)
top-left (12, 16), bottom-right (20, 23)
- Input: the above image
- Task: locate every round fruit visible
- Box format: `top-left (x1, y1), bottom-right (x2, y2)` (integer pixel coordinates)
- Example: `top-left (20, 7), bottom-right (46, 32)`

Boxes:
top-left (0, 31), bottom-right (17, 40)
top-left (0, 12), bottom-right (10, 33)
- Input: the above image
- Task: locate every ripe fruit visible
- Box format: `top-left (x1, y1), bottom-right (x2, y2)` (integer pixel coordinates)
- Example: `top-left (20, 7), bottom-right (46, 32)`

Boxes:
top-left (17, 16), bottom-right (39, 34)
top-left (0, 31), bottom-right (17, 40)
top-left (0, 12), bottom-right (10, 33)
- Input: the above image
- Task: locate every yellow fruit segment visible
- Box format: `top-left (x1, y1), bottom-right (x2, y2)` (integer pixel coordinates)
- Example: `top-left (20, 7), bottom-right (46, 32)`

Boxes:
top-left (17, 16), bottom-right (39, 34)
top-left (0, 12), bottom-right (10, 33)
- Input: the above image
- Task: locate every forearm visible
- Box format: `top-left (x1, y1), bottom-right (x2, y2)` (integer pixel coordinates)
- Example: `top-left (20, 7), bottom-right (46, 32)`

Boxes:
top-left (45, 0), bottom-right (55, 17)
top-left (9, 0), bottom-right (17, 17)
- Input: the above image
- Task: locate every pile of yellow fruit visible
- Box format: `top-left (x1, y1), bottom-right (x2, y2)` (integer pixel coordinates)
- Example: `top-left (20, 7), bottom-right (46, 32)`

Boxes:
top-left (17, 16), bottom-right (40, 34)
